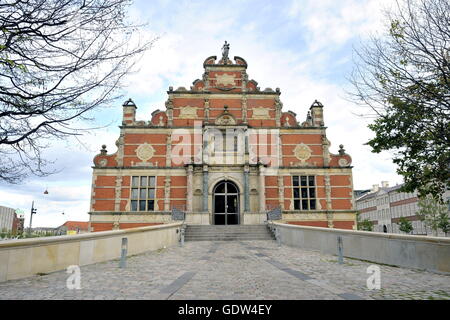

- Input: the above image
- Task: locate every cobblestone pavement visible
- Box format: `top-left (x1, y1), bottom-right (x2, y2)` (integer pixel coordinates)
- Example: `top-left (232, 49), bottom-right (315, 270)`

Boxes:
top-left (1, 240), bottom-right (449, 300)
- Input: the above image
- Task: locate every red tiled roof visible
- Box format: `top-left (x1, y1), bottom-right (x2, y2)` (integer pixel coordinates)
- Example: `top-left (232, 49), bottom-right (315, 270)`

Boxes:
top-left (61, 221), bottom-right (89, 231)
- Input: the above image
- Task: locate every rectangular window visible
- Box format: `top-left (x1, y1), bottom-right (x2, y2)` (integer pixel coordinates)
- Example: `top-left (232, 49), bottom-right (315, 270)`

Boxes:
top-left (292, 175), bottom-right (316, 210)
top-left (130, 176), bottom-right (156, 212)
top-left (213, 129), bottom-right (239, 153)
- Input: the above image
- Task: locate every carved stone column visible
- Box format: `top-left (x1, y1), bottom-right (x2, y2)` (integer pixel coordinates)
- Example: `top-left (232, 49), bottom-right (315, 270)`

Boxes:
top-left (277, 133), bottom-right (283, 169)
top-left (186, 164), bottom-right (194, 212)
top-left (202, 164), bottom-right (209, 212)
top-left (242, 95), bottom-right (248, 124)
top-left (166, 133), bottom-right (172, 167)
top-left (241, 71), bottom-right (248, 92)
top-left (164, 176), bottom-right (171, 211)
top-left (166, 97), bottom-right (173, 127)
top-left (324, 175), bottom-right (334, 228)
top-left (322, 134), bottom-right (331, 167)
top-left (202, 72), bottom-right (209, 89)
top-left (115, 133), bottom-right (124, 167)
top-left (114, 176), bottom-right (123, 212)
top-left (244, 164), bottom-right (250, 212)
top-left (275, 97), bottom-right (282, 127)
top-left (278, 176), bottom-right (284, 210)
top-left (258, 163), bottom-right (266, 213)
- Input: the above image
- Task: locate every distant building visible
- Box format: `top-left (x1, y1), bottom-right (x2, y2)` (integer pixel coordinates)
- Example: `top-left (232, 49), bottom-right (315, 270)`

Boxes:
top-left (0, 206), bottom-right (16, 232)
top-left (356, 181), bottom-right (450, 236)
top-left (56, 221), bottom-right (89, 235)
top-left (354, 189), bottom-right (371, 199)
top-left (31, 227), bottom-right (57, 235)
top-left (12, 213), bottom-right (25, 234)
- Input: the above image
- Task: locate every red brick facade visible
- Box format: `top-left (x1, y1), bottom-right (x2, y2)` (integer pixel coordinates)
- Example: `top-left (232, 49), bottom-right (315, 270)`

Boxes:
top-left (89, 48), bottom-right (356, 231)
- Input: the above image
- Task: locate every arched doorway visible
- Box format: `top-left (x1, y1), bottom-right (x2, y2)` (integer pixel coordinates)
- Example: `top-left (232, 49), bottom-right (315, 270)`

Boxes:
top-left (213, 180), bottom-right (239, 225)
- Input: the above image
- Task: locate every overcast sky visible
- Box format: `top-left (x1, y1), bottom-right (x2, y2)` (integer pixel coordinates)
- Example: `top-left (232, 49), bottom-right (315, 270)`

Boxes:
top-left (0, 0), bottom-right (403, 228)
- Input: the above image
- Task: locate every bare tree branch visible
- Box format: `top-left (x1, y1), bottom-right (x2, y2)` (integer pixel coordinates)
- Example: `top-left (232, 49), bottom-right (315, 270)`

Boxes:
top-left (0, 0), bottom-right (156, 183)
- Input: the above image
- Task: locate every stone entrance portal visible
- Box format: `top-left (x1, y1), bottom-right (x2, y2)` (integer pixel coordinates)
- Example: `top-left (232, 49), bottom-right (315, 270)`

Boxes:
top-left (213, 181), bottom-right (239, 225)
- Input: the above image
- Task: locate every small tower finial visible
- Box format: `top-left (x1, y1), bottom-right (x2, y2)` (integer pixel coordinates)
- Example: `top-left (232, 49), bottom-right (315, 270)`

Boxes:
top-left (338, 144), bottom-right (345, 155)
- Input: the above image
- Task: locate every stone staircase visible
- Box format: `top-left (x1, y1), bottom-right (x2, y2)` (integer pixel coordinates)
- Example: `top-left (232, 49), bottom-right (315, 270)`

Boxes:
top-left (184, 224), bottom-right (275, 241)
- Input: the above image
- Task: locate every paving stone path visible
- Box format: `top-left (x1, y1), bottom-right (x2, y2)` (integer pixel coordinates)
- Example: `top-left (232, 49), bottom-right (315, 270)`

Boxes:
top-left (1, 240), bottom-right (449, 300)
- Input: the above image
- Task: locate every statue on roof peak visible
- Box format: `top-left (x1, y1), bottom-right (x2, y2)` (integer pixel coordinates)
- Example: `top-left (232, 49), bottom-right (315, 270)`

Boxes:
top-left (222, 41), bottom-right (230, 63)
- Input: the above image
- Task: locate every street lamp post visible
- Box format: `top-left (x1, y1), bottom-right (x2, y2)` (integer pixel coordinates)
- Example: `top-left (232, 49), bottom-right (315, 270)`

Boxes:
top-left (27, 189), bottom-right (50, 236)
top-left (28, 201), bottom-right (37, 236)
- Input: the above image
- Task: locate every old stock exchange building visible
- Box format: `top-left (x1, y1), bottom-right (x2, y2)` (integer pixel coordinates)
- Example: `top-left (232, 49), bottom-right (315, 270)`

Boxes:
top-left (88, 47), bottom-right (357, 232)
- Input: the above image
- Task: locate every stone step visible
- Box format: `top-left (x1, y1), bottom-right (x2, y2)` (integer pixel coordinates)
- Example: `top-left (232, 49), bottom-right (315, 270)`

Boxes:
top-left (186, 235), bottom-right (273, 239)
top-left (185, 236), bottom-right (274, 241)
top-left (186, 229), bottom-right (269, 231)
top-left (186, 228), bottom-right (269, 231)
top-left (186, 228), bottom-right (268, 231)
top-left (186, 224), bottom-right (266, 227)
top-left (185, 232), bottom-right (272, 236)
top-left (184, 232), bottom-right (271, 236)
top-left (184, 224), bottom-right (275, 242)
top-left (185, 238), bottom-right (273, 242)
top-left (185, 226), bottom-right (268, 230)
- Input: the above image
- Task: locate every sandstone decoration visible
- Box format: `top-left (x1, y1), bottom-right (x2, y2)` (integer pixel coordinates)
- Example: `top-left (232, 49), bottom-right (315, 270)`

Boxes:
top-left (252, 107), bottom-right (270, 119)
top-left (98, 159), bottom-right (108, 167)
top-left (338, 158), bottom-right (349, 167)
top-left (135, 143), bottom-right (155, 162)
top-left (215, 73), bottom-right (236, 86)
top-left (294, 143), bottom-right (312, 162)
top-left (178, 106), bottom-right (198, 119)
top-left (215, 114), bottom-right (236, 125)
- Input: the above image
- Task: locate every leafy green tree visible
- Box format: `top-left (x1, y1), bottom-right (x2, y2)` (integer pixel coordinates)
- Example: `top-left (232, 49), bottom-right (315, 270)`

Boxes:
top-left (417, 195), bottom-right (449, 236)
top-left (349, 0), bottom-right (450, 201)
top-left (398, 216), bottom-right (413, 234)
top-left (357, 218), bottom-right (373, 232)
top-left (0, 0), bottom-right (155, 183)
top-left (438, 211), bottom-right (450, 236)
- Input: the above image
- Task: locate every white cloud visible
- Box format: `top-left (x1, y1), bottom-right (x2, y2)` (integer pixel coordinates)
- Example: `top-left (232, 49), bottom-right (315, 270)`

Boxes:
top-left (286, 0), bottom-right (394, 53)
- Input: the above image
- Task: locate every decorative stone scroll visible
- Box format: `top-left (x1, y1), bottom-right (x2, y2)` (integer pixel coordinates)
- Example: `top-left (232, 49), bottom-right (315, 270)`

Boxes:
top-left (294, 143), bottom-right (312, 163)
top-left (267, 207), bottom-right (282, 221)
top-left (135, 143), bottom-right (155, 162)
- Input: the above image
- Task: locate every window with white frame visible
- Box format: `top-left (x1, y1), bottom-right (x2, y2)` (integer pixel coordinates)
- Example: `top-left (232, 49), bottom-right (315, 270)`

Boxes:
top-left (130, 176), bottom-right (156, 211)
top-left (292, 175), bottom-right (316, 210)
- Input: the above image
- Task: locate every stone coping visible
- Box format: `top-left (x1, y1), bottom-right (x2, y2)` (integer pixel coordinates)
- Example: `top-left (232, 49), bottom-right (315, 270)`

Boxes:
top-left (0, 222), bottom-right (183, 249)
top-left (88, 211), bottom-right (356, 216)
top-left (281, 210), bottom-right (359, 214)
top-left (270, 221), bottom-right (450, 244)
top-left (88, 211), bottom-right (215, 215)
top-left (88, 211), bottom-right (173, 215)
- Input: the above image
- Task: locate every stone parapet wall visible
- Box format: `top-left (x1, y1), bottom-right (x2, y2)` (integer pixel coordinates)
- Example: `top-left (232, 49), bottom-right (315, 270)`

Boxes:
top-left (271, 222), bottom-right (450, 274)
top-left (0, 222), bottom-right (183, 282)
